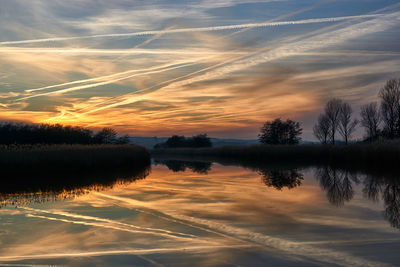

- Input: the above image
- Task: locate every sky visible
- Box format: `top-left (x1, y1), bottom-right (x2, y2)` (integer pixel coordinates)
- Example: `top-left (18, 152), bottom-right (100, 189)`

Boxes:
top-left (0, 0), bottom-right (399, 139)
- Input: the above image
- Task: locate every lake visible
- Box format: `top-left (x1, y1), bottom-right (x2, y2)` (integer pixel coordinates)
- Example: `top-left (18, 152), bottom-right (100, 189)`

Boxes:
top-left (0, 159), bottom-right (399, 266)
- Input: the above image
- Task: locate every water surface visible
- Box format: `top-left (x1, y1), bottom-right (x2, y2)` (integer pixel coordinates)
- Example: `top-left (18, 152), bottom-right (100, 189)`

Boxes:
top-left (1, 160), bottom-right (399, 266)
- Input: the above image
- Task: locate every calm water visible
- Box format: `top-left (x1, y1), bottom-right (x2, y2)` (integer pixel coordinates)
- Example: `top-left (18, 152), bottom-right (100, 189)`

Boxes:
top-left (1, 160), bottom-right (400, 266)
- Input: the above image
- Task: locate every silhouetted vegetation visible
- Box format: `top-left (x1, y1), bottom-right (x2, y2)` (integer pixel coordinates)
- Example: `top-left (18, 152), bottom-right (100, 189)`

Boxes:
top-left (154, 159), bottom-right (212, 174)
top-left (0, 144), bottom-right (150, 169)
top-left (0, 144), bottom-right (150, 206)
top-left (0, 122), bottom-right (129, 144)
top-left (258, 118), bottom-right (302, 145)
top-left (314, 78), bottom-right (400, 143)
top-left (314, 99), bottom-right (358, 144)
top-left (313, 114), bottom-right (330, 144)
top-left (152, 140), bottom-right (400, 172)
top-left (379, 79), bottom-right (400, 139)
top-left (154, 134), bottom-right (212, 148)
top-left (360, 102), bottom-right (381, 142)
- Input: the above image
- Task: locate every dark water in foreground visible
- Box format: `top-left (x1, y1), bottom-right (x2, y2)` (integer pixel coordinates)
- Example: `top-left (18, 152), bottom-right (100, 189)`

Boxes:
top-left (1, 160), bottom-right (400, 266)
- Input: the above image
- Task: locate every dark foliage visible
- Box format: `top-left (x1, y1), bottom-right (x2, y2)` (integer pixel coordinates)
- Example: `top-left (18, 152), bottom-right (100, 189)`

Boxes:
top-left (154, 134), bottom-right (212, 148)
top-left (94, 127), bottom-right (117, 144)
top-left (258, 118), bottom-right (302, 145)
top-left (0, 122), bottom-right (128, 144)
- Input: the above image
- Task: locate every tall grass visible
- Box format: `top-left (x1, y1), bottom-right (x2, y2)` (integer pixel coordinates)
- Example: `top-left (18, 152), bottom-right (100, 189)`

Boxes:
top-left (0, 144), bottom-right (150, 169)
top-left (0, 144), bottom-right (151, 196)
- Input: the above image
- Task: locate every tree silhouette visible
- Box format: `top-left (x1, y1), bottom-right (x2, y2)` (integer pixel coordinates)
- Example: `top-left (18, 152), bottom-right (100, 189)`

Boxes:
top-left (0, 122), bottom-right (128, 145)
top-left (313, 114), bottom-right (331, 144)
top-left (338, 102), bottom-right (358, 144)
top-left (379, 79), bottom-right (400, 138)
top-left (154, 134), bottom-right (212, 148)
top-left (324, 98), bottom-right (343, 144)
top-left (94, 127), bottom-right (117, 144)
top-left (360, 102), bottom-right (381, 142)
top-left (258, 118), bottom-right (302, 145)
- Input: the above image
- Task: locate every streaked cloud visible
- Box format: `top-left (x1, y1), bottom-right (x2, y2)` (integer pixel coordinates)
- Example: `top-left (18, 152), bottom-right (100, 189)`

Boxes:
top-left (0, 0), bottom-right (399, 138)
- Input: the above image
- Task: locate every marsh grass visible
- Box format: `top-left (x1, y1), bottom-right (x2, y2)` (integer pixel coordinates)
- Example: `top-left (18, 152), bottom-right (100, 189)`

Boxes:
top-left (0, 144), bottom-right (150, 168)
top-left (0, 144), bottom-right (151, 196)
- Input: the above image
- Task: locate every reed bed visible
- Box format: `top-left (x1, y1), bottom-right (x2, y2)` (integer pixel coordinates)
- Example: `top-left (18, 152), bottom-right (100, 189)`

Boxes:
top-left (0, 144), bottom-right (150, 168)
top-left (0, 144), bottom-right (151, 195)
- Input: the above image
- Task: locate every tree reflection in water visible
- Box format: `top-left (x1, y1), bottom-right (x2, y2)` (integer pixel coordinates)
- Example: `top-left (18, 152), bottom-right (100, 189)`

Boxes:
top-left (315, 166), bottom-right (360, 206)
top-left (363, 174), bottom-right (400, 229)
top-left (7, 156), bottom-right (400, 230)
top-left (258, 168), bottom-right (304, 190)
top-left (155, 159), bottom-right (400, 230)
top-left (154, 159), bottom-right (212, 174)
top-left (315, 166), bottom-right (400, 229)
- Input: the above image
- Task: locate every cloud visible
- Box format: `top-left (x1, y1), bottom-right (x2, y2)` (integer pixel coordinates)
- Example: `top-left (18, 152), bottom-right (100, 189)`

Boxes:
top-left (0, 14), bottom-right (382, 46)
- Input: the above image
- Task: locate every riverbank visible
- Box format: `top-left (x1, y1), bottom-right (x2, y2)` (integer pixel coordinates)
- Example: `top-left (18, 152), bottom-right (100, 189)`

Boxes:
top-left (151, 140), bottom-right (400, 172)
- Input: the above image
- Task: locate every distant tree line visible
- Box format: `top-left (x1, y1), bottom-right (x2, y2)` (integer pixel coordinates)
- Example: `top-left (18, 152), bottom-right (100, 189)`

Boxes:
top-left (314, 78), bottom-right (400, 144)
top-left (0, 122), bottom-right (130, 144)
top-left (154, 134), bottom-right (212, 148)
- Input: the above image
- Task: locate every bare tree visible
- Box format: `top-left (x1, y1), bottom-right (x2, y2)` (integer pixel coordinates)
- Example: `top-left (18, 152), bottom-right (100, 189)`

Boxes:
top-left (379, 79), bottom-right (400, 138)
top-left (338, 102), bottom-right (358, 144)
top-left (324, 98), bottom-right (343, 144)
top-left (360, 102), bottom-right (381, 141)
top-left (313, 114), bottom-right (330, 144)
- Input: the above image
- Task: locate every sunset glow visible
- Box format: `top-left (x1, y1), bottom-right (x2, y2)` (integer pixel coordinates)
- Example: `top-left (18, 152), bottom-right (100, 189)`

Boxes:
top-left (1, 1), bottom-right (400, 138)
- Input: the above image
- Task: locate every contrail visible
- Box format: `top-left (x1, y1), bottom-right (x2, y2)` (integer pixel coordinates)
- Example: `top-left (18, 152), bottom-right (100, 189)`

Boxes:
top-left (0, 47), bottom-right (245, 55)
top-left (0, 14), bottom-right (381, 46)
top-left (25, 61), bottom-right (199, 93)
top-left (74, 11), bottom-right (398, 115)
top-left (75, 47), bottom-right (260, 115)
top-left (16, 62), bottom-right (197, 100)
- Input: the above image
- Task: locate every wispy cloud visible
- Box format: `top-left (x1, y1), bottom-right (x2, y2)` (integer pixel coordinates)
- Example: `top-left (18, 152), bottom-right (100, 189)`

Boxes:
top-left (0, 1), bottom-right (399, 138)
top-left (0, 14), bottom-right (381, 46)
